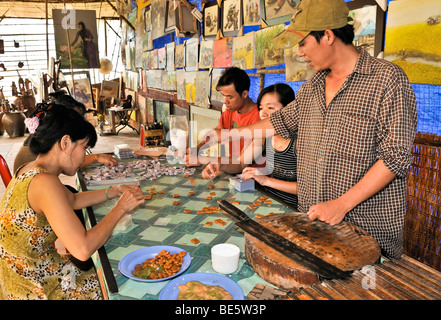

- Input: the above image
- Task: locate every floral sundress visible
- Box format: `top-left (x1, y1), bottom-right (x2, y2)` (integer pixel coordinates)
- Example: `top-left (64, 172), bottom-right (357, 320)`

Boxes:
top-left (0, 168), bottom-right (102, 300)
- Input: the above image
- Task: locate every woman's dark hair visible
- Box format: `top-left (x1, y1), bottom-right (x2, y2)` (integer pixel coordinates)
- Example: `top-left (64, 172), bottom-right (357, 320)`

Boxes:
top-left (257, 83), bottom-right (295, 109)
top-left (78, 21), bottom-right (87, 39)
top-left (216, 67), bottom-right (250, 95)
top-left (29, 103), bottom-right (97, 155)
top-left (309, 24), bottom-right (355, 45)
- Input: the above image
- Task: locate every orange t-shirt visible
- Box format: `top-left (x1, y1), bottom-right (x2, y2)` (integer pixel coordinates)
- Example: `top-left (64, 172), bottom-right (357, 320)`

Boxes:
top-left (219, 105), bottom-right (260, 157)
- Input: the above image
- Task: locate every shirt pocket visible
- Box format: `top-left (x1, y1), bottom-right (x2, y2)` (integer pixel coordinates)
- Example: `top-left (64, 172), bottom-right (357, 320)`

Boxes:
top-left (330, 113), bottom-right (376, 163)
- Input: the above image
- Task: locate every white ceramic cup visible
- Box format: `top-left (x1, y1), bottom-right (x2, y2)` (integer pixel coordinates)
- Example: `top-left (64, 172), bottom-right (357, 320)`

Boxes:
top-left (211, 243), bottom-right (240, 274)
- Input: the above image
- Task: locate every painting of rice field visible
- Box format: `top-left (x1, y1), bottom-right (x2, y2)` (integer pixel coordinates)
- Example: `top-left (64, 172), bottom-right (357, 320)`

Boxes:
top-left (255, 24), bottom-right (285, 68)
top-left (384, 0), bottom-right (441, 85)
top-left (232, 32), bottom-right (255, 70)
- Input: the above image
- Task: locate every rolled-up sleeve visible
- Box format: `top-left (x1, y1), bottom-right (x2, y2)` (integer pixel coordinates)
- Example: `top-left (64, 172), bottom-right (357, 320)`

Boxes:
top-left (376, 67), bottom-right (418, 178)
top-left (270, 99), bottom-right (299, 140)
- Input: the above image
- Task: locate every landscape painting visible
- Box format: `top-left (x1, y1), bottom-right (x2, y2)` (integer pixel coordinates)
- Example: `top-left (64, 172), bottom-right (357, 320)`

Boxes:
top-left (255, 24), bottom-right (285, 68)
top-left (384, 0), bottom-right (441, 85)
top-left (232, 31), bottom-right (255, 70)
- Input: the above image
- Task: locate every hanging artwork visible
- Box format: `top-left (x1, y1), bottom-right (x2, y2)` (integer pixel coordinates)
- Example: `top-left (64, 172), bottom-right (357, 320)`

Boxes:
top-left (185, 38), bottom-right (199, 71)
top-left (166, 42), bottom-right (175, 71)
top-left (52, 9), bottom-right (100, 69)
top-left (175, 43), bottom-right (185, 69)
top-left (167, 71), bottom-right (177, 91)
top-left (261, 0), bottom-right (300, 26)
top-left (185, 71), bottom-right (197, 103)
top-left (165, 0), bottom-right (177, 33)
top-left (203, 1), bottom-right (221, 39)
top-left (222, 0), bottom-right (242, 37)
top-left (210, 68), bottom-right (224, 107)
top-left (157, 47), bottom-right (166, 69)
top-left (199, 40), bottom-right (214, 69)
top-left (255, 24), bottom-right (285, 68)
top-left (384, 0), bottom-right (441, 85)
top-left (284, 46), bottom-right (316, 82)
top-left (176, 69), bottom-right (186, 100)
top-left (232, 32), bottom-right (255, 70)
top-left (213, 36), bottom-right (233, 68)
top-left (243, 0), bottom-right (261, 26)
top-left (195, 71), bottom-right (211, 109)
top-left (151, 0), bottom-right (167, 40)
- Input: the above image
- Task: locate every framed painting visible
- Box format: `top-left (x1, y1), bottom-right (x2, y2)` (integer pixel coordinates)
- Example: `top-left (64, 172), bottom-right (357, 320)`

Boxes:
top-left (52, 9), bottom-right (100, 69)
top-left (166, 42), bottom-right (175, 71)
top-left (176, 1), bottom-right (199, 37)
top-left (189, 105), bottom-right (222, 157)
top-left (255, 24), bottom-right (285, 68)
top-left (194, 71), bottom-right (211, 109)
top-left (210, 68), bottom-right (225, 107)
top-left (185, 38), bottom-right (199, 71)
top-left (284, 45), bottom-right (316, 82)
top-left (151, 0), bottom-right (167, 40)
top-left (175, 43), bottom-right (185, 69)
top-left (153, 99), bottom-right (172, 134)
top-left (185, 71), bottom-right (197, 103)
top-left (176, 69), bottom-right (186, 100)
top-left (222, 0), bottom-right (242, 37)
top-left (203, 0), bottom-right (221, 39)
top-left (165, 0), bottom-right (177, 33)
top-left (199, 39), bottom-right (214, 69)
top-left (346, 0), bottom-right (386, 59)
top-left (213, 36), bottom-right (233, 68)
top-left (166, 71), bottom-right (177, 91)
top-left (67, 72), bottom-right (96, 110)
top-left (243, 0), bottom-right (261, 26)
top-left (101, 80), bottom-right (119, 98)
top-left (232, 31), bottom-right (255, 70)
top-left (151, 49), bottom-right (159, 69)
top-left (260, 0), bottom-right (300, 26)
top-left (157, 47), bottom-right (166, 69)
top-left (147, 97), bottom-right (154, 123)
top-left (383, 0), bottom-right (440, 85)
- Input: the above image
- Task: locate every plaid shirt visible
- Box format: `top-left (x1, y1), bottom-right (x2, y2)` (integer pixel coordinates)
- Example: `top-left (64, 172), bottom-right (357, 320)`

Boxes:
top-left (270, 48), bottom-right (417, 258)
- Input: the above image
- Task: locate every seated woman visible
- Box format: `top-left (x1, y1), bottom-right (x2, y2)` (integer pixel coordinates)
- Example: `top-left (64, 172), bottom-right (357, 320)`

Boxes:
top-left (202, 84), bottom-right (298, 209)
top-left (0, 103), bottom-right (145, 300)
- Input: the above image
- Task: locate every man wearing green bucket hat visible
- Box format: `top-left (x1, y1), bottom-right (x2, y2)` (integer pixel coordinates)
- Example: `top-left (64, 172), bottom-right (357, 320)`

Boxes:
top-left (205, 0), bottom-right (418, 259)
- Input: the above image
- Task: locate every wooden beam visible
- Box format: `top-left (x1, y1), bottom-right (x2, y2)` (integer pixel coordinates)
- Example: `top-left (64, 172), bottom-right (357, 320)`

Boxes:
top-left (105, 0), bottom-right (134, 30)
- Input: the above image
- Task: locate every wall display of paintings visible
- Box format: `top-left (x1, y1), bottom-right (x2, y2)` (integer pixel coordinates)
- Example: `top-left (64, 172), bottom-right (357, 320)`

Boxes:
top-left (260, 0), bottom-right (300, 26)
top-left (151, 49), bottom-right (159, 69)
top-left (222, 0), bottom-right (242, 37)
top-left (232, 31), bottom-right (255, 70)
top-left (175, 43), bottom-right (185, 69)
top-left (284, 46), bottom-right (316, 82)
top-left (176, 69), bottom-right (186, 100)
top-left (143, 5), bottom-right (153, 51)
top-left (157, 47), bottom-right (166, 69)
top-left (101, 80), bottom-right (119, 98)
top-left (138, 94), bottom-right (147, 124)
top-left (213, 36), bottom-right (233, 68)
top-left (255, 24), bottom-right (285, 68)
top-left (151, 0), bottom-right (167, 40)
top-left (210, 68), bottom-right (224, 107)
top-left (203, 0), bottom-right (221, 39)
top-left (125, 70), bottom-right (139, 90)
top-left (166, 43), bottom-right (175, 71)
top-left (161, 70), bottom-right (169, 90)
top-left (243, 0), bottom-right (261, 26)
top-left (185, 38), bottom-right (199, 71)
top-left (153, 99), bottom-right (172, 134)
top-left (126, 40), bottom-right (136, 70)
top-left (199, 40), bottom-right (214, 69)
top-left (185, 71), bottom-right (197, 103)
top-left (68, 74), bottom-right (96, 110)
top-left (384, 0), bottom-right (441, 85)
top-left (53, 9), bottom-right (100, 69)
top-left (189, 105), bottom-right (222, 157)
top-left (194, 71), bottom-right (211, 109)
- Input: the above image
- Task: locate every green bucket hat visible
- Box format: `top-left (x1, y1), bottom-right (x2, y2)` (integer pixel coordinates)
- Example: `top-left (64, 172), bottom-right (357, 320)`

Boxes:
top-left (272, 0), bottom-right (350, 49)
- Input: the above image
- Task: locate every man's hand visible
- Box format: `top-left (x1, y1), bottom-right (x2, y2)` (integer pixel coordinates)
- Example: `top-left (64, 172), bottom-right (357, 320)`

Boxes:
top-left (306, 198), bottom-right (348, 226)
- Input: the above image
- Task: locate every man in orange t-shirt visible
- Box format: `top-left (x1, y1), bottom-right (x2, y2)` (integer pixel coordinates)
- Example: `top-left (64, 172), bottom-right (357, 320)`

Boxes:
top-left (185, 67), bottom-right (260, 166)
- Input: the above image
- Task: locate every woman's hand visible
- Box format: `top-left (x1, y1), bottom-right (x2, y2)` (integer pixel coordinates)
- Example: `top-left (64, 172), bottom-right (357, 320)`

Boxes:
top-left (112, 186), bottom-right (145, 215)
top-left (96, 154), bottom-right (118, 166)
top-left (202, 163), bottom-right (220, 179)
top-left (108, 184), bottom-right (143, 199)
top-left (241, 167), bottom-right (269, 186)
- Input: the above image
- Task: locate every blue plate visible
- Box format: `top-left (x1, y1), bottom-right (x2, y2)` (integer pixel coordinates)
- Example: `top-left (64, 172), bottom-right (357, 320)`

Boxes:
top-left (118, 245), bottom-right (191, 282)
top-left (159, 272), bottom-right (244, 300)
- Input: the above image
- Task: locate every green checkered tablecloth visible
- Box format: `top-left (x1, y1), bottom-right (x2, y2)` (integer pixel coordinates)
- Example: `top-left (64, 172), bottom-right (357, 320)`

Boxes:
top-left (78, 157), bottom-right (293, 300)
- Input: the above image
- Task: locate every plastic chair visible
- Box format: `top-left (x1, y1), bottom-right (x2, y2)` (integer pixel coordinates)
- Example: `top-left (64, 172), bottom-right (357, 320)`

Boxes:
top-left (0, 154), bottom-right (12, 187)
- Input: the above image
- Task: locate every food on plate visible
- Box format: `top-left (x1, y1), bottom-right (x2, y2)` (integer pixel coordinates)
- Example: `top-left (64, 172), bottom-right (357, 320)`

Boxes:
top-left (177, 281), bottom-right (233, 300)
top-left (132, 250), bottom-right (186, 280)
